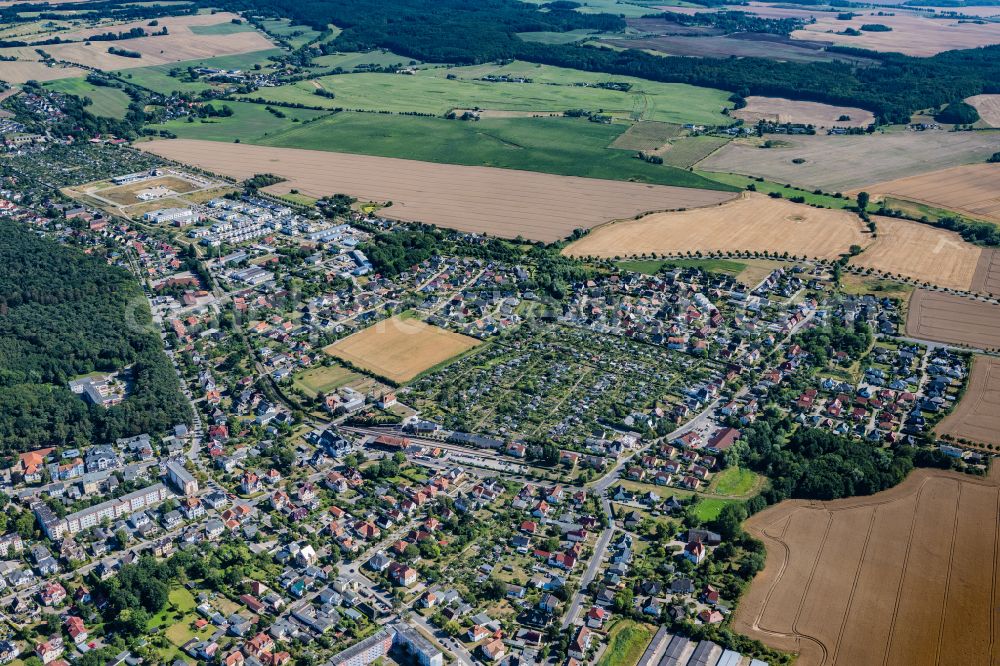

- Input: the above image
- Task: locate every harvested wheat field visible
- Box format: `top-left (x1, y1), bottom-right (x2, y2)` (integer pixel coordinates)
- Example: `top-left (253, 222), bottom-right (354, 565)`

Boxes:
top-left (862, 163), bottom-right (1000, 223)
top-left (323, 316), bottom-right (481, 384)
top-left (699, 131), bottom-right (1000, 192)
top-left (0, 60), bottom-right (86, 83)
top-left (906, 289), bottom-right (1000, 350)
top-left (936, 355), bottom-right (1000, 448)
top-left (849, 216), bottom-right (984, 292)
top-left (139, 139), bottom-right (735, 242)
top-left (972, 249), bottom-right (1000, 296)
top-left (0, 13), bottom-right (274, 70)
top-left (734, 469), bottom-right (1000, 666)
top-left (732, 97), bottom-right (874, 128)
top-left (792, 11), bottom-right (1000, 56)
top-left (967, 94), bottom-right (1000, 128)
top-left (563, 192), bottom-right (867, 260)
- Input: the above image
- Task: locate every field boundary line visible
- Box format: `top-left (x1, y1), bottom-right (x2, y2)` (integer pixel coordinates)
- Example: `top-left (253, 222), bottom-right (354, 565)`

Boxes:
top-left (992, 484), bottom-right (999, 662)
top-left (830, 504), bottom-right (878, 665)
top-left (881, 476), bottom-right (930, 666)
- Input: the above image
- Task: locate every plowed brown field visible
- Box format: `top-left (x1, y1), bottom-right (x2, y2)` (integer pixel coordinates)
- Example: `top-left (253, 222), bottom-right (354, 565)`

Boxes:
top-left (734, 469), bottom-right (1000, 666)
top-left (562, 192), bottom-right (867, 259)
top-left (139, 139), bottom-right (736, 242)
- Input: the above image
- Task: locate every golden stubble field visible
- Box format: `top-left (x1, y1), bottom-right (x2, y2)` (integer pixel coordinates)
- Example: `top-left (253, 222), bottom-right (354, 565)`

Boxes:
top-left (936, 355), bottom-right (1000, 448)
top-left (323, 316), bottom-right (481, 384)
top-left (967, 94), bottom-right (1000, 128)
top-left (862, 163), bottom-right (1000, 224)
top-left (732, 97), bottom-right (874, 128)
top-left (906, 288), bottom-right (1000, 350)
top-left (563, 192), bottom-right (868, 260)
top-left (0, 12), bottom-right (275, 71)
top-left (848, 216), bottom-right (986, 292)
top-left (139, 139), bottom-right (736, 242)
top-left (734, 468), bottom-right (1000, 666)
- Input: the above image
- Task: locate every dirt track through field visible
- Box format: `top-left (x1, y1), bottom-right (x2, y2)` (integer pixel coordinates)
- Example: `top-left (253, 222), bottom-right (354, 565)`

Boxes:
top-left (848, 216), bottom-right (983, 292)
top-left (863, 163), bottom-right (1000, 223)
top-left (139, 139), bottom-right (735, 242)
top-left (733, 469), bottom-right (1000, 666)
top-left (905, 289), bottom-right (1000, 350)
top-left (562, 192), bottom-right (867, 259)
top-left (936, 355), bottom-right (1000, 447)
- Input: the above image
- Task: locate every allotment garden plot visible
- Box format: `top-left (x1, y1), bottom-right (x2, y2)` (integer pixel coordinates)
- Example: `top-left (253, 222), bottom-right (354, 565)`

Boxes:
top-left (407, 322), bottom-right (713, 442)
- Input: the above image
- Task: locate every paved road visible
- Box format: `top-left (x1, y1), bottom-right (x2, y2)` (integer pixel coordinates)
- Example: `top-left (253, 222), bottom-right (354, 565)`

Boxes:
top-left (561, 496), bottom-right (614, 630)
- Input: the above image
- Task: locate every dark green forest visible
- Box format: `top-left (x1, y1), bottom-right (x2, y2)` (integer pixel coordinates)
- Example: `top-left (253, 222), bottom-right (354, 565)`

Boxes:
top-left (206, 0), bottom-right (1000, 122)
top-left (0, 220), bottom-right (189, 453)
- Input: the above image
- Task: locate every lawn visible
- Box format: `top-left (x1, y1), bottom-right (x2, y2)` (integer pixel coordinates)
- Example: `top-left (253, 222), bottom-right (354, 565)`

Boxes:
top-left (692, 497), bottom-right (739, 522)
top-left (708, 467), bottom-right (759, 497)
top-left (696, 170), bottom-right (856, 209)
top-left (256, 112), bottom-right (736, 190)
top-left (616, 257), bottom-right (747, 276)
top-left (596, 620), bottom-right (655, 666)
top-left (148, 587), bottom-right (197, 631)
top-left (44, 77), bottom-right (131, 118)
top-left (293, 364), bottom-right (363, 396)
top-left (147, 100), bottom-right (331, 142)
top-left (239, 60), bottom-right (732, 126)
top-left (116, 48), bottom-right (284, 94)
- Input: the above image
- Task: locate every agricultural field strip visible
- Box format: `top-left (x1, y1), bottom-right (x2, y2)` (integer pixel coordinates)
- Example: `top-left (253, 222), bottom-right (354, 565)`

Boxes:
top-left (861, 163), bottom-right (1000, 223)
top-left (905, 289), bottom-right (1000, 350)
top-left (935, 356), bottom-right (1000, 447)
top-left (971, 249), bottom-right (1000, 296)
top-left (139, 139), bottom-right (736, 243)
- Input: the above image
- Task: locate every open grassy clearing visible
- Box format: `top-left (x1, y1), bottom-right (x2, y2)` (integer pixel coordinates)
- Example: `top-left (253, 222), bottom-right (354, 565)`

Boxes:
top-left (595, 620), bottom-right (655, 666)
top-left (308, 49), bottom-right (417, 71)
top-left (608, 120), bottom-right (683, 151)
top-left (44, 76), bottom-right (131, 118)
top-left (236, 62), bottom-right (731, 125)
top-left (258, 17), bottom-right (323, 49)
top-left (189, 21), bottom-right (257, 36)
top-left (840, 273), bottom-right (914, 301)
top-left (734, 469), bottom-right (1000, 666)
top-left (615, 257), bottom-right (746, 277)
top-left (699, 131), bottom-right (1000, 192)
top-left (116, 48), bottom-right (284, 94)
top-left (516, 29), bottom-right (604, 44)
top-left (520, 0), bottom-right (667, 17)
top-left (147, 100), bottom-right (331, 141)
top-left (693, 497), bottom-right (737, 522)
top-left (658, 135), bottom-right (729, 168)
top-left (696, 171), bottom-right (855, 209)
top-left (708, 467), bottom-right (759, 496)
top-left (323, 315), bottom-right (482, 384)
top-left (293, 364), bottom-right (365, 396)
top-left (565, 192), bottom-right (867, 260)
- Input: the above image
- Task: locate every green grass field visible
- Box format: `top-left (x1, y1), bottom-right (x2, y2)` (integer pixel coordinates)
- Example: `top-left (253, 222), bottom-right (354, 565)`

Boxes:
top-left (516, 29), bottom-right (604, 44)
top-left (309, 50), bottom-right (418, 71)
top-left (237, 60), bottom-right (731, 125)
top-left (659, 135), bottom-right (730, 168)
top-left (709, 467), bottom-right (759, 496)
top-left (189, 21), bottom-right (257, 36)
top-left (596, 620), bottom-right (655, 666)
top-left (147, 100), bottom-right (331, 141)
top-left (293, 364), bottom-right (364, 396)
top-left (253, 112), bottom-right (736, 190)
top-left (693, 497), bottom-right (738, 522)
top-left (616, 257), bottom-right (747, 276)
top-left (697, 170), bottom-right (857, 209)
top-left (44, 77), bottom-right (131, 118)
top-left (259, 17), bottom-right (322, 48)
top-left (521, 0), bottom-right (662, 17)
top-left (116, 48), bottom-right (284, 94)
